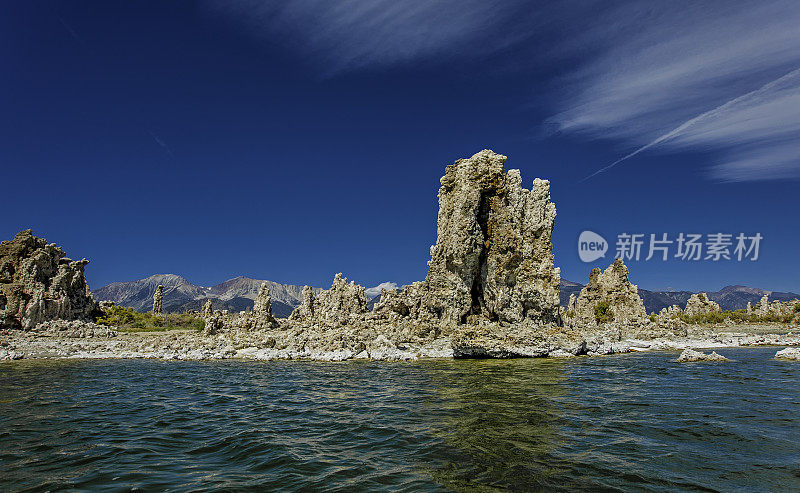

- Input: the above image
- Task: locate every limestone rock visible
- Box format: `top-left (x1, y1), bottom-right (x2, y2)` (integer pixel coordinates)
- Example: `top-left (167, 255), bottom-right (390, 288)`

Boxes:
top-left (289, 285), bottom-right (315, 322)
top-left (676, 348), bottom-right (729, 362)
top-left (152, 285), bottom-right (163, 314)
top-left (421, 150), bottom-right (561, 327)
top-left (751, 295), bottom-right (799, 319)
top-left (451, 323), bottom-right (585, 358)
top-left (288, 274), bottom-right (367, 328)
top-left (252, 283), bottom-right (277, 328)
top-left (203, 314), bottom-right (223, 335)
top-left (372, 149), bottom-right (565, 356)
top-left (200, 299), bottom-right (213, 319)
top-left (684, 293), bottom-right (721, 317)
top-left (659, 304), bottom-right (683, 319)
top-left (373, 282), bottom-right (427, 320)
top-left (33, 319), bottom-right (117, 338)
top-left (564, 259), bottom-right (647, 329)
top-left (0, 343), bottom-right (24, 361)
top-left (775, 347), bottom-right (800, 360)
top-left (0, 230), bottom-right (99, 330)
top-left (653, 304), bottom-right (688, 334)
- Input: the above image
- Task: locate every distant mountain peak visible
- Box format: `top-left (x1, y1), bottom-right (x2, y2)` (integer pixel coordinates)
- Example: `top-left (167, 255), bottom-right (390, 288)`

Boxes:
top-left (92, 274), bottom-right (322, 318)
top-left (559, 278), bottom-right (797, 313)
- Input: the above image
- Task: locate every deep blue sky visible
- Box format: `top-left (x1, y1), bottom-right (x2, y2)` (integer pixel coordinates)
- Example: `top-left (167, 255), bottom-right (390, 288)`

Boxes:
top-left (2, 1), bottom-right (799, 293)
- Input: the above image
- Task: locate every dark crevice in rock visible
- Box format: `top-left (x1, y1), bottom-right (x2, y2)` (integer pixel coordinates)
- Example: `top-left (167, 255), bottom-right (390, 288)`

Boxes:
top-left (464, 189), bottom-right (496, 324)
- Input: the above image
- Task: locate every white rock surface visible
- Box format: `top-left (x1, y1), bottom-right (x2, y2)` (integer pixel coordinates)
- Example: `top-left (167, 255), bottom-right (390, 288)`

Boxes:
top-left (676, 348), bottom-right (729, 362)
top-left (775, 347), bottom-right (800, 360)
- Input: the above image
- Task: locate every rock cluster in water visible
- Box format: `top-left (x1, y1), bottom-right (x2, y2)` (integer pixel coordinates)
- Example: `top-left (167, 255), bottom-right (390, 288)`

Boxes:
top-left (0, 230), bottom-right (99, 330)
top-left (774, 347), bottom-right (800, 360)
top-left (676, 348), bottom-right (729, 362)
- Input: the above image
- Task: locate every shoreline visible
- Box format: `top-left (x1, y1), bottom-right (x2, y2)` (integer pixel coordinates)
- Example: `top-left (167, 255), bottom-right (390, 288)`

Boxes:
top-left (3, 325), bottom-right (798, 363)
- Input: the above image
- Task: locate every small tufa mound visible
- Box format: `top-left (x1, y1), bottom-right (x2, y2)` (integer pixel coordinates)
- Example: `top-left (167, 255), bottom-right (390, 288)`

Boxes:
top-left (774, 347), bottom-right (800, 360)
top-left (0, 229), bottom-right (100, 330)
top-left (684, 293), bottom-right (721, 317)
top-left (676, 348), bottom-right (729, 362)
top-left (564, 259), bottom-right (648, 329)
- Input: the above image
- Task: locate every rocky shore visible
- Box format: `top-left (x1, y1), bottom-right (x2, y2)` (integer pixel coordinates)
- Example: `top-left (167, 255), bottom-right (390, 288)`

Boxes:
top-left (2, 150), bottom-right (799, 363)
top-left (2, 321), bottom-right (799, 362)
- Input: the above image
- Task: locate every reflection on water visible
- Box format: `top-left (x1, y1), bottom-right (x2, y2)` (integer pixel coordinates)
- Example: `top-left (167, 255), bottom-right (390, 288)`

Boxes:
top-left (1, 347), bottom-right (799, 491)
top-left (423, 359), bottom-right (569, 490)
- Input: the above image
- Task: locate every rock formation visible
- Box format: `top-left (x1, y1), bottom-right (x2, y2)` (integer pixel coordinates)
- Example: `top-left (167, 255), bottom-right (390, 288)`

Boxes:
top-left (775, 347), bottom-right (800, 360)
top-left (754, 295), bottom-right (771, 317)
top-left (0, 230), bottom-right (99, 330)
top-left (421, 150), bottom-right (561, 326)
top-left (200, 299), bottom-right (213, 319)
top-left (152, 285), bottom-right (163, 315)
top-left (652, 304), bottom-right (687, 334)
top-left (564, 259), bottom-right (648, 329)
top-left (288, 273), bottom-right (367, 327)
top-left (289, 285), bottom-right (316, 323)
top-left (196, 150), bottom-right (571, 357)
top-left (253, 283), bottom-right (277, 328)
top-left (356, 149), bottom-right (567, 357)
top-left (749, 295), bottom-right (799, 319)
top-left (657, 304), bottom-right (683, 320)
top-left (684, 293), bottom-right (721, 317)
top-left (203, 314), bottom-right (223, 335)
top-left (373, 282), bottom-right (428, 322)
top-left (676, 348), bottom-right (729, 362)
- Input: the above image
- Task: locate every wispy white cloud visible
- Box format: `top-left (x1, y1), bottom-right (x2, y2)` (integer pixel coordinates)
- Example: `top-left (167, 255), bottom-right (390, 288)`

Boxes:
top-left (149, 130), bottom-right (174, 157)
top-left (549, 1), bottom-right (800, 181)
top-left (58, 17), bottom-right (83, 44)
top-left (365, 281), bottom-right (398, 298)
top-left (204, 1), bottom-right (800, 181)
top-left (201, 0), bottom-right (530, 72)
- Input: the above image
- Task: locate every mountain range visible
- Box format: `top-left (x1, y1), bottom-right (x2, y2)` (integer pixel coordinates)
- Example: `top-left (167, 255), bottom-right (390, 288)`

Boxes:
top-left (92, 275), bottom-right (321, 318)
top-left (93, 274), bottom-right (800, 318)
top-left (558, 280), bottom-right (800, 313)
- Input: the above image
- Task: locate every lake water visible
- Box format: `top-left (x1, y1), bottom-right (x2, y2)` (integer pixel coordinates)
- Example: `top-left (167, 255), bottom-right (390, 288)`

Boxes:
top-left (1, 347), bottom-right (799, 492)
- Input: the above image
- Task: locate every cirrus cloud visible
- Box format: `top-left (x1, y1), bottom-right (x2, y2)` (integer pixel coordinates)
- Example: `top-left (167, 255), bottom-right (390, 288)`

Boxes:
top-left (549, 1), bottom-right (800, 181)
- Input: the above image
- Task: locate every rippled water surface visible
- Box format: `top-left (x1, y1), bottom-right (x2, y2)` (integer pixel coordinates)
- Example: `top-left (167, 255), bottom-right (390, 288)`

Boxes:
top-left (2, 347), bottom-right (800, 491)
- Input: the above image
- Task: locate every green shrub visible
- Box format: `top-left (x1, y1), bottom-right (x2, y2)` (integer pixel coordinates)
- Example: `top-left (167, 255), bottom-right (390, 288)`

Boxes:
top-left (95, 305), bottom-right (203, 332)
top-left (678, 307), bottom-right (795, 326)
top-left (594, 301), bottom-right (613, 324)
top-left (795, 303), bottom-right (800, 313)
